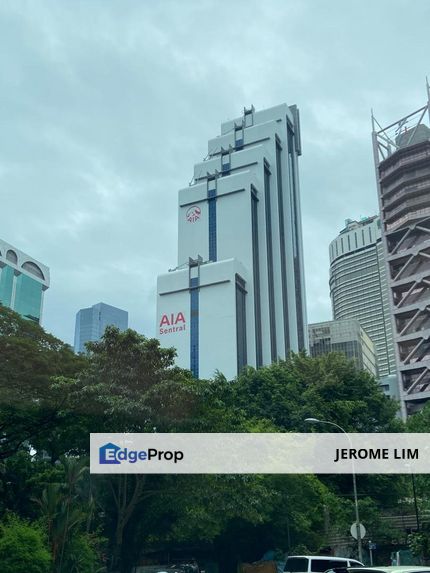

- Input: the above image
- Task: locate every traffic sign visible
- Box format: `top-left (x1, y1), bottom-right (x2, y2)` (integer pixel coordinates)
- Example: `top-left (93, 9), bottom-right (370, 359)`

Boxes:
top-left (350, 522), bottom-right (366, 539)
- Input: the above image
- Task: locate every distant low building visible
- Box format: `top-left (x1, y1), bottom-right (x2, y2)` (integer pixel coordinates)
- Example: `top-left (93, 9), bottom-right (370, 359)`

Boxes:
top-left (308, 318), bottom-right (378, 377)
top-left (0, 238), bottom-right (50, 324)
top-left (74, 302), bottom-right (128, 353)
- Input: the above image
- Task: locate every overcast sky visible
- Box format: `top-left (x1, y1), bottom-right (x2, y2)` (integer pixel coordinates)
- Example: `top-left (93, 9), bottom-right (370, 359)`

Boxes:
top-left (1, 0), bottom-right (429, 345)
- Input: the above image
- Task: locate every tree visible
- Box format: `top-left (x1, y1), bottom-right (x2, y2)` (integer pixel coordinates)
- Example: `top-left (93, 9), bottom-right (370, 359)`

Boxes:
top-left (0, 514), bottom-right (51, 573)
top-left (33, 456), bottom-right (105, 572)
top-left (231, 353), bottom-right (401, 433)
top-left (55, 327), bottom-right (205, 571)
top-left (0, 305), bottom-right (84, 460)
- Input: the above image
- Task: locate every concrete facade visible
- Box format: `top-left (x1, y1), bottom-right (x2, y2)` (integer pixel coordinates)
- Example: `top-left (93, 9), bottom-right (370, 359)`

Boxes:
top-left (157, 104), bottom-right (308, 380)
top-left (373, 99), bottom-right (430, 416)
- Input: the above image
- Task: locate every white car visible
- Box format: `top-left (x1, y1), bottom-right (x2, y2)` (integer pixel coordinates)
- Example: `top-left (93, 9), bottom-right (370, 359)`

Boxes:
top-left (348, 568), bottom-right (430, 573)
top-left (284, 556), bottom-right (363, 573)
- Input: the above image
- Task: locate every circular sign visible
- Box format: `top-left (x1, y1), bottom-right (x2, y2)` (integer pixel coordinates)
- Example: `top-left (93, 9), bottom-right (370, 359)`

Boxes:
top-left (350, 522), bottom-right (366, 539)
top-left (186, 205), bottom-right (201, 223)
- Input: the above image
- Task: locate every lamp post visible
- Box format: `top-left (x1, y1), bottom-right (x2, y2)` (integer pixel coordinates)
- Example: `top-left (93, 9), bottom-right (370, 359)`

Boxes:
top-left (304, 418), bottom-right (363, 562)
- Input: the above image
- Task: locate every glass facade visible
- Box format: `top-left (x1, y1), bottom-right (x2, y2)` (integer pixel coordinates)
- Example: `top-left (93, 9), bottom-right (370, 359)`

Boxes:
top-left (276, 139), bottom-right (290, 355)
top-left (329, 216), bottom-right (396, 378)
top-left (235, 274), bottom-right (247, 374)
top-left (264, 161), bottom-right (277, 362)
top-left (208, 188), bottom-right (217, 262)
top-left (0, 265), bottom-right (14, 308)
top-left (190, 277), bottom-right (199, 378)
top-left (74, 302), bottom-right (128, 353)
top-left (0, 245), bottom-right (48, 324)
top-left (251, 187), bottom-right (262, 367)
top-left (308, 319), bottom-right (378, 377)
top-left (13, 274), bottom-right (43, 322)
top-left (287, 122), bottom-right (305, 349)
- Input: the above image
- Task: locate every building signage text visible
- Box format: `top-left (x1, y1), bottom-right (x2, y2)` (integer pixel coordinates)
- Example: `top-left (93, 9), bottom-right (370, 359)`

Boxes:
top-left (159, 312), bottom-right (186, 335)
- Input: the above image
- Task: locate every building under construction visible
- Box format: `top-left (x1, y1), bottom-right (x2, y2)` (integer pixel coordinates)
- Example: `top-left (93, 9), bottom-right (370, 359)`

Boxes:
top-left (372, 84), bottom-right (430, 417)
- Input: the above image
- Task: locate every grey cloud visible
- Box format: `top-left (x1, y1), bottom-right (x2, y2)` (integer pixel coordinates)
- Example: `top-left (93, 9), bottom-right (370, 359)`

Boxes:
top-left (0, 0), bottom-right (429, 343)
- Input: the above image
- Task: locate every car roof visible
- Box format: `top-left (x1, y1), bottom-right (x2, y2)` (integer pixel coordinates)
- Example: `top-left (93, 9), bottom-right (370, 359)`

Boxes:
top-left (287, 557), bottom-right (352, 561)
top-left (348, 565), bottom-right (430, 573)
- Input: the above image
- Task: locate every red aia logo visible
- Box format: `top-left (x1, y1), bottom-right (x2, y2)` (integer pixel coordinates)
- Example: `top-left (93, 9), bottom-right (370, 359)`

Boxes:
top-left (159, 312), bottom-right (186, 335)
top-left (159, 312), bottom-right (186, 327)
top-left (186, 205), bottom-right (201, 223)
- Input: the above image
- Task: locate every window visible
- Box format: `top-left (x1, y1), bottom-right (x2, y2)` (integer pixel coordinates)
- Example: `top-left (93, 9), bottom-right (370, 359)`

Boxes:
top-left (264, 160), bottom-right (277, 361)
top-left (276, 141), bottom-right (290, 354)
top-left (208, 186), bottom-right (217, 261)
top-left (22, 261), bottom-right (45, 280)
top-left (312, 561), bottom-right (348, 573)
top-left (251, 187), bottom-right (263, 367)
top-left (6, 249), bottom-right (17, 264)
top-left (287, 123), bottom-right (305, 349)
top-left (235, 125), bottom-right (244, 149)
top-left (284, 558), bottom-right (309, 572)
top-left (235, 274), bottom-right (247, 373)
top-left (221, 150), bottom-right (230, 174)
top-left (190, 276), bottom-right (199, 378)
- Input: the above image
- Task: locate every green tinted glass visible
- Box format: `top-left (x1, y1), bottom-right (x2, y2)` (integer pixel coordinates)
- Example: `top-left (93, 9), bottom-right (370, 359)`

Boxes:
top-left (14, 273), bottom-right (43, 323)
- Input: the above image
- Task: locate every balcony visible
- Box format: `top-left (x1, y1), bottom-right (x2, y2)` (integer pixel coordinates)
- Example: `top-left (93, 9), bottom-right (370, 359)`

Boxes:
top-left (383, 179), bottom-right (430, 209)
top-left (380, 147), bottom-right (430, 180)
top-left (385, 194), bottom-right (430, 222)
top-left (386, 206), bottom-right (430, 232)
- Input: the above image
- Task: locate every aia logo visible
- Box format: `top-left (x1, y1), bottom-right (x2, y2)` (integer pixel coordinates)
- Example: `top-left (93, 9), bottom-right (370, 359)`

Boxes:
top-left (186, 205), bottom-right (201, 223)
top-left (159, 312), bottom-right (186, 335)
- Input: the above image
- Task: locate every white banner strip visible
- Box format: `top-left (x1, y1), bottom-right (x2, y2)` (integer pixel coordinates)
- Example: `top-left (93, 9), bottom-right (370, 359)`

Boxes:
top-left (90, 433), bottom-right (430, 474)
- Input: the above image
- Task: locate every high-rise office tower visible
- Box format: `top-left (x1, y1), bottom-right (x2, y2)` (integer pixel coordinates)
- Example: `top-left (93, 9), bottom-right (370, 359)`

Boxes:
top-left (74, 302), bottom-right (128, 353)
top-left (308, 319), bottom-right (378, 377)
top-left (372, 86), bottom-right (430, 416)
top-left (156, 104), bottom-right (308, 379)
top-left (0, 238), bottom-right (50, 324)
top-left (329, 216), bottom-right (396, 383)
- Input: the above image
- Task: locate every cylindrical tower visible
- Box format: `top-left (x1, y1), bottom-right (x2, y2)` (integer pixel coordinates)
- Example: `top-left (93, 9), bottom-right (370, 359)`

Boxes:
top-left (329, 216), bottom-right (396, 380)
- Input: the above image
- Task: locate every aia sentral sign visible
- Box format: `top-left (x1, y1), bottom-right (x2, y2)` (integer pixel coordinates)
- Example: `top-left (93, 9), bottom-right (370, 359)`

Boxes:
top-left (91, 433), bottom-right (430, 474)
top-left (159, 312), bottom-right (186, 335)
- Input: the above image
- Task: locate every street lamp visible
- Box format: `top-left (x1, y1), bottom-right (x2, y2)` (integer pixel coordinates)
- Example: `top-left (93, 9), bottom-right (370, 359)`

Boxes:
top-left (304, 418), bottom-right (363, 562)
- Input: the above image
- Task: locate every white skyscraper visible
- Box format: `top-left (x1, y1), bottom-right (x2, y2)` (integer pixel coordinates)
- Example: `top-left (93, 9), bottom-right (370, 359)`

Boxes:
top-left (156, 104), bottom-right (307, 379)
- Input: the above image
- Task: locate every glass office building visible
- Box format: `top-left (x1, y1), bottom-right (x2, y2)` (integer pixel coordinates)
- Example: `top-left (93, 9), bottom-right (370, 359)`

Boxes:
top-left (74, 302), bottom-right (128, 353)
top-left (329, 216), bottom-right (397, 396)
top-left (308, 319), bottom-right (378, 377)
top-left (0, 238), bottom-right (50, 323)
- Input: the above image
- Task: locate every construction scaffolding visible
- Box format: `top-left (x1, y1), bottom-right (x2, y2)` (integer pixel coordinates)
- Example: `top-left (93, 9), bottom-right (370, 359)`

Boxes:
top-left (372, 82), bottom-right (430, 417)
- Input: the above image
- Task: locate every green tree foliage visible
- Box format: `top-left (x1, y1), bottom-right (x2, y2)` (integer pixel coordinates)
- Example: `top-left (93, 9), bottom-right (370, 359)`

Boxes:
top-left (0, 307), bottom-right (410, 572)
top-left (0, 305), bottom-right (84, 460)
top-left (0, 514), bottom-right (51, 573)
top-left (231, 353), bottom-right (401, 432)
top-left (32, 456), bottom-right (105, 572)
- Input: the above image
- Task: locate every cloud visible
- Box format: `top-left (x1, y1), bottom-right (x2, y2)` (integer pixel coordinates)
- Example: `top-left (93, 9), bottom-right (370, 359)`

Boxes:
top-left (0, 0), bottom-right (429, 344)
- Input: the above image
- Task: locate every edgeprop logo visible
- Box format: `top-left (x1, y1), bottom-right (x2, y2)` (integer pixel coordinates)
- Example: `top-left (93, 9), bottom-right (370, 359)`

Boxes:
top-left (99, 442), bottom-right (184, 465)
